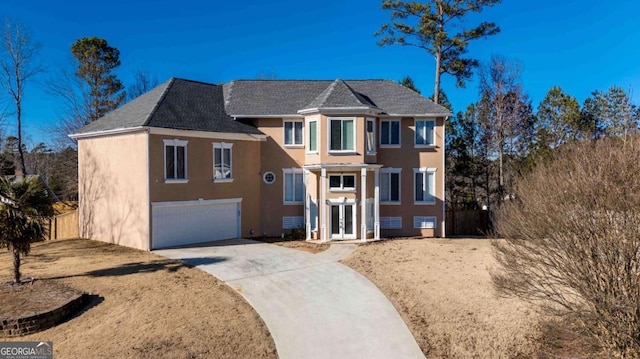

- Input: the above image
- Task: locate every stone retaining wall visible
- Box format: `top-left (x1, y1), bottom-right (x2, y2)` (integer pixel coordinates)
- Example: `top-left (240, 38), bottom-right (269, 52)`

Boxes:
top-left (1, 293), bottom-right (88, 337)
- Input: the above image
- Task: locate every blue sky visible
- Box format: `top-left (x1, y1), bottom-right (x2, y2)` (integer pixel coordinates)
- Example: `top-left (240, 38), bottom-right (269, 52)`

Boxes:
top-left (2, 0), bottom-right (640, 147)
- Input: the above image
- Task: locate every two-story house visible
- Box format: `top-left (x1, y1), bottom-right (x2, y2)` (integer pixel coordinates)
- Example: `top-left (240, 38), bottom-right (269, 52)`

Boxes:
top-left (71, 78), bottom-right (449, 250)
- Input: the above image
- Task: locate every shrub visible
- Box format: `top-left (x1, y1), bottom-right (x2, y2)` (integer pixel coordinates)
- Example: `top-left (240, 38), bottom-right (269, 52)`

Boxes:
top-left (492, 137), bottom-right (640, 357)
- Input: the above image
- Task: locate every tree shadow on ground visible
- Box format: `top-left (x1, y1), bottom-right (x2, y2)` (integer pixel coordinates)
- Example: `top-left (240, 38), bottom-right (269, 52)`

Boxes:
top-left (44, 257), bottom-right (227, 280)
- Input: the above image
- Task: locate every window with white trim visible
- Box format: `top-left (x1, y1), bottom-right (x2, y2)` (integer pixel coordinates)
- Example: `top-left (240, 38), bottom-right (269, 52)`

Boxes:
top-left (415, 119), bottom-right (435, 146)
top-left (380, 168), bottom-right (401, 203)
top-left (283, 168), bottom-right (304, 204)
top-left (164, 139), bottom-right (188, 181)
top-left (380, 120), bottom-right (400, 146)
top-left (414, 168), bottom-right (436, 204)
top-left (213, 142), bottom-right (233, 181)
top-left (414, 216), bottom-right (437, 229)
top-left (307, 119), bottom-right (318, 152)
top-left (328, 174), bottom-right (356, 191)
top-left (366, 117), bottom-right (376, 154)
top-left (284, 120), bottom-right (303, 146)
top-left (329, 118), bottom-right (355, 152)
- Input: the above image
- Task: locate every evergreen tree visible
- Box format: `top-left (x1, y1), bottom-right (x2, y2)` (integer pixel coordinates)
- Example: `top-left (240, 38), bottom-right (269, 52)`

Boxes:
top-left (376, 0), bottom-right (501, 104)
top-left (71, 36), bottom-right (125, 123)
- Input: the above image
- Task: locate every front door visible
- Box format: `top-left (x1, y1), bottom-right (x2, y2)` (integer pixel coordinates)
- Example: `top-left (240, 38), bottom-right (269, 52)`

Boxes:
top-left (330, 203), bottom-right (355, 240)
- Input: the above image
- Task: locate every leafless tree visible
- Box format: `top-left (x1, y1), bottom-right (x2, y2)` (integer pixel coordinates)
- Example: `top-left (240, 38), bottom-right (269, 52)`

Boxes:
top-left (477, 55), bottom-right (531, 204)
top-left (127, 69), bottom-right (158, 101)
top-left (492, 136), bottom-right (640, 357)
top-left (0, 19), bottom-right (42, 175)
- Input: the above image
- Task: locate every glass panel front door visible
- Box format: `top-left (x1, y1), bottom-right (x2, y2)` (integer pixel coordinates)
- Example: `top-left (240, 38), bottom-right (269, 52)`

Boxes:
top-left (330, 203), bottom-right (356, 239)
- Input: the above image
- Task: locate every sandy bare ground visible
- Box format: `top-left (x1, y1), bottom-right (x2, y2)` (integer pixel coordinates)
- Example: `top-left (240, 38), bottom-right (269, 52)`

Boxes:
top-left (342, 238), bottom-right (542, 358)
top-left (0, 239), bottom-right (277, 359)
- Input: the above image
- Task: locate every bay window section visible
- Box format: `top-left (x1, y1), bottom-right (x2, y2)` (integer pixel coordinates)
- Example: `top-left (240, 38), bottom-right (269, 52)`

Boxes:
top-left (308, 120), bottom-right (318, 153)
top-left (329, 118), bottom-right (355, 152)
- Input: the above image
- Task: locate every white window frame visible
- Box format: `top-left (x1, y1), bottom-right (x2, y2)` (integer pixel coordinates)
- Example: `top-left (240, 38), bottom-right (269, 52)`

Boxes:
top-left (380, 119), bottom-right (401, 148)
top-left (414, 216), bottom-right (437, 229)
top-left (306, 118), bottom-right (318, 154)
top-left (414, 119), bottom-right (436, 147)
top-left (366, 117), bottom-right (376, 154)
top-left (327, 117), bottom-right (356, 153)
top-left (328, 174), bottom-right (356, 192)
top-left (163, 139), bottom-right (188, 183)
top-left (283, 168), bottom-right (304, 205)
top-left (413, 167), bottom-right (437, 205)
top-left (379, 168), bottom-right (401, 204)
top-left (213, 142), bottom-right (233, 183)
top-left (284, 120), bottom-right (304, 147)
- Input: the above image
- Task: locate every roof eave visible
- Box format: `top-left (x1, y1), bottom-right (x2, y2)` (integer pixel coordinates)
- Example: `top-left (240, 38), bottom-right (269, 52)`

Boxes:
top-left (379, 112), bottom-right (452, 118)
top-left (297, 107), bottom-right (382, 116)
top-left (69, 126), bottom-right (149, 140)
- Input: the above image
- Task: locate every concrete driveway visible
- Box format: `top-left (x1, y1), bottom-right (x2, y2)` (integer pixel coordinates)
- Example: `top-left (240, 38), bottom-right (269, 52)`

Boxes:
top-left (155, 239), bottom-right (425, 359)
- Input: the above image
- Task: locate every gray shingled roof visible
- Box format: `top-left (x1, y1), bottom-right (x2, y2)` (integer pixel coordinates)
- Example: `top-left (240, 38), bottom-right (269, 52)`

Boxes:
top-left (223, 79), bottom-right (450, 116)
top-left (74, 78), bottom-right (263, 135)
top-left (303, 79), bottom-right (379, 110)
top-left (75, 77), bottom-right (450, 137)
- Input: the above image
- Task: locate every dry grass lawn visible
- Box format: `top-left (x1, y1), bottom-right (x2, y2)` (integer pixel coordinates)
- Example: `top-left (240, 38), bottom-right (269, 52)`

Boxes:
top-left (0, 239), bottom-right (277, 359)
top-left (342, 238), bottom-right (543, 358)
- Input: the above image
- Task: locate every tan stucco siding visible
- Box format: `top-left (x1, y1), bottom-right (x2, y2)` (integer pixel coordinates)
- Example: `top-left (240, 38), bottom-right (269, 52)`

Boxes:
top-left (147, 134), bottom-right (262, 238)
top-left (318, 115), bottom-right (367, 165)
top-left (377, 116), bottom-right (445, 237)
top-left (254, 119), bottom-right (306, 236)
top-left (78, 132), bottom-right (150, 250)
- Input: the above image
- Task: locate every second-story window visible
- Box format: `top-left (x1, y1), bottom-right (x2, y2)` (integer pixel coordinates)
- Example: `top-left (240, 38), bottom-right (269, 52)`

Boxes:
top-left (415, 119), bottom-right (435, 146)
top-left (308, 119), bottom-right (317, 152)
top-left (284, 120), bottom-right (303, 146)
top-left (213, 142), bottom-right (233, 181)
top-left (366, 117), bottom-right (376, 154)
top-left (164, 139), bottom-right (188, 181)
top-left (380, 120), bottom-right (400, 146)
top-left (329, 118), bottom-right (355, 152)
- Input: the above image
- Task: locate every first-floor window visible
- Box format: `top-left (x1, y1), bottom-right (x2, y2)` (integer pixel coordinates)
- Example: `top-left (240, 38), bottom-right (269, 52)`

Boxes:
top-left (213, 142), bottom-right (233, 180)
top-left (329, 174), bottom-right (355, 191)
top-left (380, 168), bottom-right (401, 203)
top-left (164, 139), bottom-right (188, 180)
top-left (414, 168), bottom-right (436, 204)
top-left (284, 169), bottom-right (304, 204)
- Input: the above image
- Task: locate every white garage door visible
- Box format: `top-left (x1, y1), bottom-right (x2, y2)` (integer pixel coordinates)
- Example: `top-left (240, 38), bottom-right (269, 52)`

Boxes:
top-left (151, 198), bottom-right (241, 249)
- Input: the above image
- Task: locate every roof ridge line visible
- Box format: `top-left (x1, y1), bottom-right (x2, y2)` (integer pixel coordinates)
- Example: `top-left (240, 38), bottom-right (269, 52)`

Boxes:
top-left (143, 78), bottom-right (176, 126)
top-left (339, 79), bottom-right (369, 107)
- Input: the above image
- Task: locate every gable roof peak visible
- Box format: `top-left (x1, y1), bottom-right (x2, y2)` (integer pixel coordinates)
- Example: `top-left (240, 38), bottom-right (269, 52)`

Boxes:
top-left (301, 78), bottom-right (378, 112)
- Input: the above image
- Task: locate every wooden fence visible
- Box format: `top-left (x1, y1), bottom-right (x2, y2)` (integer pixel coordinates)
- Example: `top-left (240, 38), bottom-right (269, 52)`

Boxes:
top-left (446, 210), bottom-right (491, 236)
top-left (48, 209), bottom-right (79, 240)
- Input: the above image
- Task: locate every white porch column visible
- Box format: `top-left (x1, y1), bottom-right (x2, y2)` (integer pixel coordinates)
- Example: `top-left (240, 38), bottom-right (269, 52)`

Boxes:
top-left (374, 167), bottom-right (380, 240)
top-left (304, 169), bottom-right (311, 241)
top-left (360, 168), bottom-right (367, 243)
top-left (320, 168), bottom-right (327, 242)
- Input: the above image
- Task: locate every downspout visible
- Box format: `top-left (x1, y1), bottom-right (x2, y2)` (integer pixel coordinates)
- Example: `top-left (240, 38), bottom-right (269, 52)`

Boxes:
top-left (441, 115), bottom-right (448, 238)
top-left (145, 128), bottom-right (152, 251)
